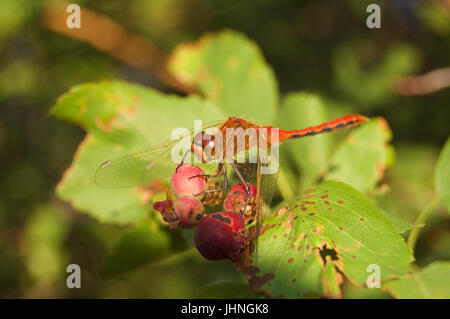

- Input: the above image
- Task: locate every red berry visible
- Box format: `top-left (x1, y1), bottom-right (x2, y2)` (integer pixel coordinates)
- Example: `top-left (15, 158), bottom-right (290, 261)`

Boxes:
top-left (153, 197), bottom-right (179, 228)
top-left (194, 211), bottom-right (249, 261)
top-left (223, 183), bottom-right (257, 222)
top-left (154, 194), bottom-right (205, 229)
top-left (153, 200), bottom-right (168, 212)
top-left (171, 164), bottom-right (206, 197)
top-left (173, 196), bottom-right (205, 229)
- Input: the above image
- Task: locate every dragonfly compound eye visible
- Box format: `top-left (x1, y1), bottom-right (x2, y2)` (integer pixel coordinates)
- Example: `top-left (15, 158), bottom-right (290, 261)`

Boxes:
top-left (202, 139), bottom-right (217, 160)
top-left (194, 211), bottom-right (249, 261)
top-left (192, 131), bottom-right (218, 163)
top-left (192, 132), bottom-right (206, 162)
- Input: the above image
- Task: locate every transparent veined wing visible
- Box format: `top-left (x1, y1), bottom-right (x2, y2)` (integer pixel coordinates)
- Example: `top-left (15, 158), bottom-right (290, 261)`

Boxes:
top-left (94, 142), bottom-right (177, 188)
top-left (94, 133), bottom-right (197, 188)
top-left (94, 119), bottom-right (226, 188)
top-left (252, 147), bottom-right (279, 261)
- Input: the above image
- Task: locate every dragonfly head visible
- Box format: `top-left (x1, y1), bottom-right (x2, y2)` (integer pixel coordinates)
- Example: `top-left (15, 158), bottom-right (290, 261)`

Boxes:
top-left (192, 131), bottom-right (219, 163)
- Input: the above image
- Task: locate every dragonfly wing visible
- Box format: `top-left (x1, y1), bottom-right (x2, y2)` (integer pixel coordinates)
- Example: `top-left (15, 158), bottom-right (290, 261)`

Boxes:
top-left (94, 119), bottom-right (228, 188)
top-left (252, 148), bottom-right (279, 261)
top-left (94, 141), bottom-right (181, 188)
top-left (259, 167), bottom-right (279, 218)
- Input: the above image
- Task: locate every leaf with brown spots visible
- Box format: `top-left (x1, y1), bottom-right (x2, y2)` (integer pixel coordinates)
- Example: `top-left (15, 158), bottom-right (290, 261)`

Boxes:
top-left (245, 181), bottom-right (413, 298)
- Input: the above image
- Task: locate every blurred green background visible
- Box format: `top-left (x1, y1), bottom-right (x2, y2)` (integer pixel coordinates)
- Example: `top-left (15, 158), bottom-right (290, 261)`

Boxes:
top-left (0, 0), bottom-right (449, 298)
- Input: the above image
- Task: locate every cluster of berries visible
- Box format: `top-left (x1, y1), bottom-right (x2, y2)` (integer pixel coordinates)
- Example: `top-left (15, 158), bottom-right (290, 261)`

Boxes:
top-left (153, 164), bottom-right (256, 261)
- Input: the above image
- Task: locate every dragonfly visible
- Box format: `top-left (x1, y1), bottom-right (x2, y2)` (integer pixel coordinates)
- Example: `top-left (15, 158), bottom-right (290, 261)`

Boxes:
top-left (95, 114), bottom-right (369, 252)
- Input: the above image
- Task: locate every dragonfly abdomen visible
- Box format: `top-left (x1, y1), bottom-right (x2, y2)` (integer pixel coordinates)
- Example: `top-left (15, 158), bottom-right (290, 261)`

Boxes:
top-left (278, 114), bottom-right (369, 142)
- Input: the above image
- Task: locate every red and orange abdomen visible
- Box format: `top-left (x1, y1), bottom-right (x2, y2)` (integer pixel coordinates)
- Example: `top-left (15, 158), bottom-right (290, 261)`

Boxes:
top-left (275, 114), bottom-right (369, 143)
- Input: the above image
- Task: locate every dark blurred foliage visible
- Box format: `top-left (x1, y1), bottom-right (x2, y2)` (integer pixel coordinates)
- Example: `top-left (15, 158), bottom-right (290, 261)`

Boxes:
top-left (0, 0), bottom-right (448, 297)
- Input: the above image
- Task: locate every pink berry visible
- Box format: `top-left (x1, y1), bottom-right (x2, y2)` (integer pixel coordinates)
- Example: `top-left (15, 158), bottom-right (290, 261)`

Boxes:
top-left (171, 164), bottom-right (206, 197)
top-left (173, 196), bottom-right (205, 229)
top-left (223, 183), bottom-right (257, 220)
top-left (194, 211), bottom-right (249, 261)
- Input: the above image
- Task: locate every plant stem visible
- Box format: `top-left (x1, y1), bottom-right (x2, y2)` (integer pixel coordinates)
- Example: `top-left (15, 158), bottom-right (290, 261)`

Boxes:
top-left (407, 196), bottom-right (440, 252)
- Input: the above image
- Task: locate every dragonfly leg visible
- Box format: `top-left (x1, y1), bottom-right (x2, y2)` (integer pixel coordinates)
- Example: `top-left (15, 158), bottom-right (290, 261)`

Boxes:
top-left (176, 149), bottom-right (192, 172)
top-left (194, 165), bottom-right (228, 196)
top-left (200, 166), bottom-right (228, 196)
top-left (229, 162), bottom-right (251, 216)
top-left (188, 163), bottom-right (224, 180)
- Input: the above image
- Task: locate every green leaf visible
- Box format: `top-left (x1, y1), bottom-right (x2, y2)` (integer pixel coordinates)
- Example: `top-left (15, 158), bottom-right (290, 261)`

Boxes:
top-left (379, 143), bottom-right (439, 227)
top-left (421, 1), bottom-right (450, 36)
top-left (333, 43), bottom-right (420, 108)
top-left (0, 0), bottom-right (28, 39)
top-left (168, 30), bottom-right (278, 123)
top-left (278, 93), bottom-right (332, 189)
top-left (325, 118), bottom-right (393, 194)
top-left (379, 206), bottom-right (413, 234)
top-left (51, 80), bottom-right (225, 225)
top-left (22, 205), bottom-right (70, 284)
top-left (385, 262), bottom-right (450, 299)
top-left (102, 220), bottom-right (186, 276)
top-left (195, 282), bottom-right (260, 299)
top-left (342, 282), bottom-right (392, 299)
top-left (435, 137), bottom-right (450, 213)
top-left (245, 181), bottom-right (413, 298)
